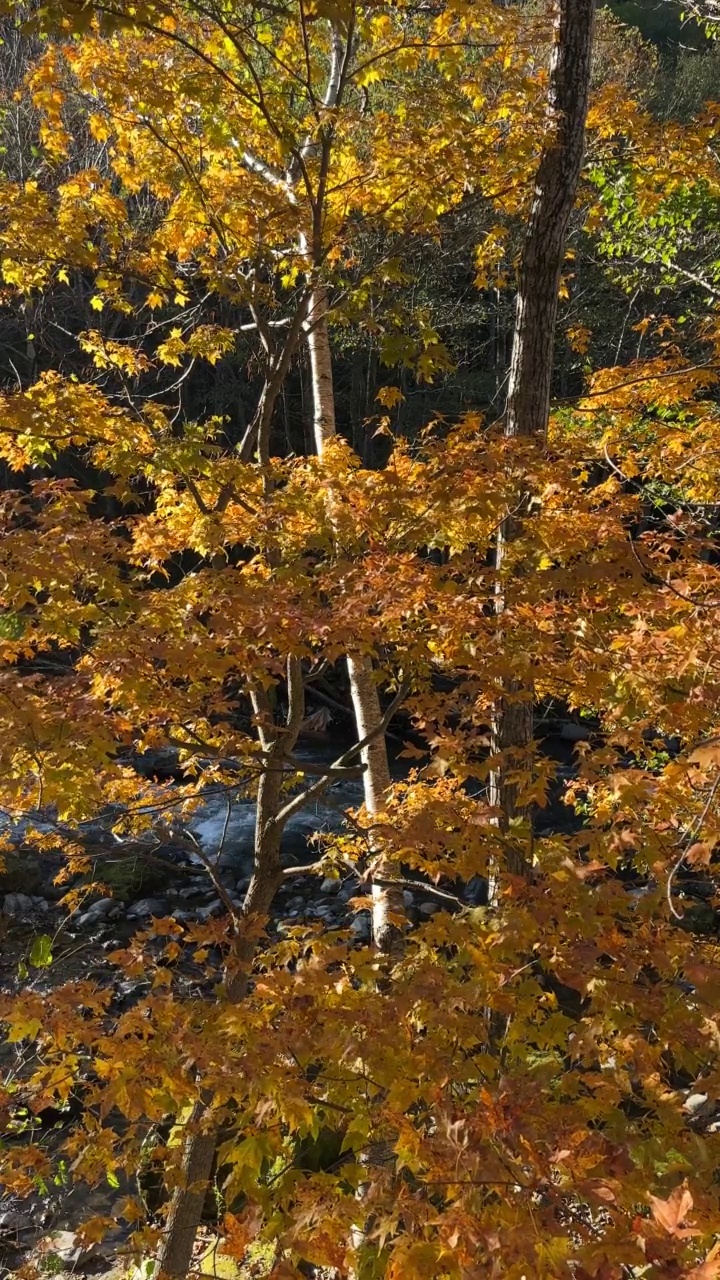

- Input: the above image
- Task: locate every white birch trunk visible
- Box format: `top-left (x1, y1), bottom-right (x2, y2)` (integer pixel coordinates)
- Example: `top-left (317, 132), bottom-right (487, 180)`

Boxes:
top-left (306, 289), bottom-right (403, 1280)
top-left (346, 653), bottom-right (404, 953)
top-left (305, 285), bottom-right (338, 452)
top-left (306, 289), bottom-right (404, 954)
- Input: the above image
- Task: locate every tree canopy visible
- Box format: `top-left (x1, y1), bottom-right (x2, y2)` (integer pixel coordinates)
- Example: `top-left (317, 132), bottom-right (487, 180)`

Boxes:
top-left (2, 2), bottom-right (720, 1279)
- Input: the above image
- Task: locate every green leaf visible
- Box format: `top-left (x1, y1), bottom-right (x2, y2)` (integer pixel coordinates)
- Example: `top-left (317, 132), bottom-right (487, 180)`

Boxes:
top-left (29, 934), bottom-right (53, 969)
top-left (0, 611), bottom-right (25, 640)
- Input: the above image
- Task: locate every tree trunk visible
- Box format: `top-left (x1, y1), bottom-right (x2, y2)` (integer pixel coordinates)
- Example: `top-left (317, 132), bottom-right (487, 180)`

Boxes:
top-left (505, 0), bottom-right (596, 439)
top-left (24, 299), bottom-right (36, 386)
top-left (491, 0), bottom-right (596, 859)
top-left (154, 1105), bottom-right (218, 1280)
top-left (155, 663), bottom-right (304, 1279)
top-left (350, 348), bottom-right (364, 456)
top-left (305, 287), bottom-right (404, 955)
top-left (305, 285), bottom-right (337, 454)
top-left (346, 654), bottom-right (404, 954)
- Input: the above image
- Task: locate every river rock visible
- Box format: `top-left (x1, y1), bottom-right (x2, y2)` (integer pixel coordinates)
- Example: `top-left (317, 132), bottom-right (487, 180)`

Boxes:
top-left (177, 884), bottom-right (205, 900)
top-left (0, 1206), bottom-right (33, 1234)
top-left (37, 1228), bottom-right (104, 1268)
top-left (216, 849), bottom-right (243, 871)
top-left (313, 905), bottom-right (337, 921)
top-left (127, 897), bottom-right (170, 920)
top-left (167, 909), bottom-right (195, 923)
top-left (324, 898), bottom-right (345, 915)
top-left (419, 901), bottom-right (438, 916)
top-left (683, 1092), bottom-right (713, 1119)
top-left (560, 722), bottom-right (591, 743)
top-left (320, 876), bottom-right (341, 894)
top-left (127, 746), bottom-right (181, 780)
top-left (2, 892), bottom-right (35, 919)
top-left (464, 876), bottom-right (487, 906)
top-left (350, 913), bottom-right (371, 942)
top-left (75, 898), bottom-right (117, 928)
top-left (196, 898), bottom-right (223, 921)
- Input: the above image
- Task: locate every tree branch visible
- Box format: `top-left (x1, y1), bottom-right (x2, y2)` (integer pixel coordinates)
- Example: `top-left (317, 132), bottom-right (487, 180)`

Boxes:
top-left (666, 771), bottom-right (720, 919)
top-left (270, 682), bottom-right (409, 831)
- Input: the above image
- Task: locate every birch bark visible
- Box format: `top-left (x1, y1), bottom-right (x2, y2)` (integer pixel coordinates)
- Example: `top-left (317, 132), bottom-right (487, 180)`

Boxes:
top-left (305, 289), bottom-right (404, 954)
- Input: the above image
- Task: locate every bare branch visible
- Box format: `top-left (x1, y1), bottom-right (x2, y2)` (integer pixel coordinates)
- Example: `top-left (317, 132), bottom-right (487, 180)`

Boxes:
top-left (239, 145), bottom-right (287, 189)
top-left (183, 828), bottom-right (242, 925)
top-left (270, 682), bottom-right (410, 831)
top-left (667, 771), bottom-right (720, 919)
top-left (237, 318), bottom-right (292, 332)
top-left (238, 286), bottom-right (313, 461)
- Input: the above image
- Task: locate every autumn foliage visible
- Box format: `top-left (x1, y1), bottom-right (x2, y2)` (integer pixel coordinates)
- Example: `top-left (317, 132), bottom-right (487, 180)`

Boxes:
top-left (2, 2), bottom-right (720, 1278)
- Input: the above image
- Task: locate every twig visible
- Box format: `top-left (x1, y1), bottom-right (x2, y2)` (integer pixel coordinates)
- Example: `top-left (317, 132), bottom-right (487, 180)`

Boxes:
top-left (307, 682), bottom-right (403, 744)
top-left (666, 771), bottom-right (720, 920)
top-left (183, 829), bottom-right (242, 926)
top-left (629, 531), bottom-right (720, 611)
top-left (560, 358), bottom-right (720, 405)
top-left (270, 682), bottom-right (410, 831)
top-left (366, 876), bottom-right (467, 909)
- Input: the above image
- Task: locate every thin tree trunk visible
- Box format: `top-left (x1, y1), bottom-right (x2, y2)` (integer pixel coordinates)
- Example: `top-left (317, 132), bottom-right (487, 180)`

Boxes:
top-left (346, 654), bottom-right (404, 954)
top-left (491, 0), bottom-right (596, 861)
top-left (305, 285), bottom-right (337, 454)
top-left (155, 661), bottom-right (304, 1280)
top-left (305, 288), bottom-right (404, 955)
top-left (157, 19), bottom-right (392, 1273)
top-left (154, 1106), bottom-right (218, 1280)
top-left (152, 645), bottom-right (401, 1276)
top-left (350, 348), bottom-right (364, 455)
top-left (238, 293), bottom-right (312, 463)
top-left (364, 343), bottom-right (377, 466)
top-left (24, 299), bottom-right (36, 385)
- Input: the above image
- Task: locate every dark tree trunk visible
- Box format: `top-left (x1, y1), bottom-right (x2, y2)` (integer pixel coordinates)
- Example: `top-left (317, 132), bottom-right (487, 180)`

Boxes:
top-left (351, 347), bottom-right (365, 456)
top-left (504, 0), bottom-right (596, 440)
top-left (491, 0), bottom-right (596, 861)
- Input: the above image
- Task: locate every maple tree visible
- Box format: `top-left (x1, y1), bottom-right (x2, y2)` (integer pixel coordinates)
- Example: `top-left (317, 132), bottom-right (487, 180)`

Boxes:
top-left (1, 2), bottom-right (720, 1279)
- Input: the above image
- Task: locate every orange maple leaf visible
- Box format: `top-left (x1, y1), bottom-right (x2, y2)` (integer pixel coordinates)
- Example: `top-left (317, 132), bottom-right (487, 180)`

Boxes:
top-left (648, 1183), bottom-right (700, 1238)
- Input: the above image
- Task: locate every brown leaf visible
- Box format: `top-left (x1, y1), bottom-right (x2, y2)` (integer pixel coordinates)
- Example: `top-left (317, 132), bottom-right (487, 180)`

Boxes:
top-left (550, 1147), bottom-right (572, 1163)
top-left (594, 1184), bottom-right (618, 1204)
top-left (649, 1184), bottom-right (699, 1237)
top-left (221, 1206), bottom-right (263, 1259)
top-left (690, 740), bottom-right (720, 768)
top-left (686, 842), bottom-right (714, 868)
